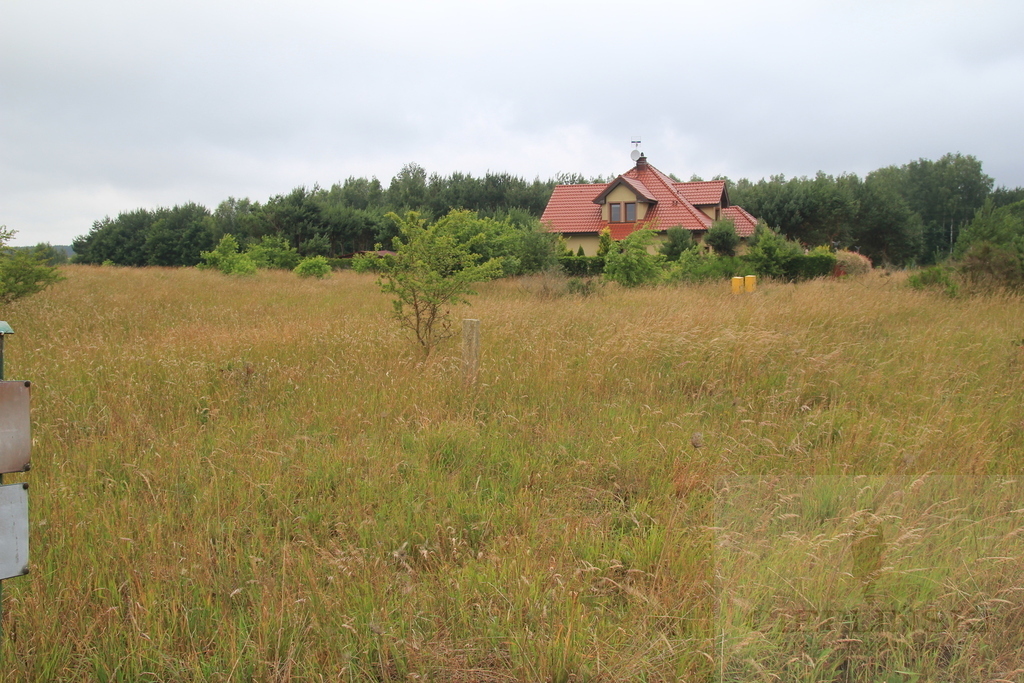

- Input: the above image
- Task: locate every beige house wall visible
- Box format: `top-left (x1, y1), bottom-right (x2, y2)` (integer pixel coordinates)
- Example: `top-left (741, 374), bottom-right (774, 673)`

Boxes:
top-left (565, 234), bottom-right (600, 256)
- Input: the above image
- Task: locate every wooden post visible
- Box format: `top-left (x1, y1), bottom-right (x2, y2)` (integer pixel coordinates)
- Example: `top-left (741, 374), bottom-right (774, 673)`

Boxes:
top-left (462, 319), bottom-right (480, 385)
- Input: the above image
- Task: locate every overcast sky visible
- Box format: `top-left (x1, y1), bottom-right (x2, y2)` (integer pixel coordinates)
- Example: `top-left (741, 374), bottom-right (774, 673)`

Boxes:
top-left (2, 0), bottom-right (1023, 246)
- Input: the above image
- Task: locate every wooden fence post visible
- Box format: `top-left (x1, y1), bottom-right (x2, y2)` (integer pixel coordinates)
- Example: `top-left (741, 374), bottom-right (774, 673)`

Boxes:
top-left (462, 319), bottom-right (480, 385)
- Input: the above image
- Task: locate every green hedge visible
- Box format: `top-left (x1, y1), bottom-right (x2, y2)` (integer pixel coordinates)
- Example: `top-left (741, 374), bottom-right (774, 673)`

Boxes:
top-left (559, 256), bottom-right (605, 277)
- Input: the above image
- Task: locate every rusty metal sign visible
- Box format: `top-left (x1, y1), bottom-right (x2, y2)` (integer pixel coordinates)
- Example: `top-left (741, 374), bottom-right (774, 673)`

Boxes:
top-left (0, 484), bottom-right (28, 580)
top-left (0, 381), bottom-right (30, 475)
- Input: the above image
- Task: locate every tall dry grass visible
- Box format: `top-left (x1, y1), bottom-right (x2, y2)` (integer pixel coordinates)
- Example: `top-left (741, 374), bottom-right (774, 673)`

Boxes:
top-left (0, 266), bottom-right (1021, 680)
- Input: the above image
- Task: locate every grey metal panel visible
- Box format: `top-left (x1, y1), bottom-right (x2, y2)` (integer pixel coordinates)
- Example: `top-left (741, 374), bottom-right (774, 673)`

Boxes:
top-left (0, 381), bottom-right (30, 474)
top-left (0, 484), bottom-right (28, 580)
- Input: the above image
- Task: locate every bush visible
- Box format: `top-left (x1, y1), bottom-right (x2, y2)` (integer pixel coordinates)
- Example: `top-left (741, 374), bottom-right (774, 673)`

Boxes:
top-left (566, 277), bottom-right (602, 297)
top-left (959, 242), bottom-right (1024, 289)
top-left (0, 247), bottom-right (63, 303)
top-left (246, 235), bottom-right (300, 270)
top-left (908, 265), bottom-right (959, 297)
top-left (198, 235), bottom-right (257, 275)
top-left (294, 256), bottom-right (332, 279)
top-left (659, 227), bottom-right (693, 261)
top-left (705, 219), bottom-right (739, 257)
top-left (834, 250), bottom-right (873, 276)
top-left (664, 248), bottom-right (745, 283)
top-left (744, 225), bottom-right (801, 278)
top-left (603, 230), bottom-right (663, 287)
top-left (789, 247), bottom-right (837, 280)
top-left (558, 256), bottom-right (604, 277)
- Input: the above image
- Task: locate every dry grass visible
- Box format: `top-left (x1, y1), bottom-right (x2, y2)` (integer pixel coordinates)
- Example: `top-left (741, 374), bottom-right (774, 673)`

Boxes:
top-left (0, 266), bottom-right (1022, 681)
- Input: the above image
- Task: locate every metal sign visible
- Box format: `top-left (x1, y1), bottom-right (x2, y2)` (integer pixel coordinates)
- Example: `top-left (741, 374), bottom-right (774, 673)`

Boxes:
top-left (0, 381), bottom-right (30, 475)
top-left (0, 484), bottom-right (28, 580)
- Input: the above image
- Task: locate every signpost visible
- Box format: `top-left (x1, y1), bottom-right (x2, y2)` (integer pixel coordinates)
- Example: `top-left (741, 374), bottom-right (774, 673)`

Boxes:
top-left (0, 323), bottom-right (30, 632)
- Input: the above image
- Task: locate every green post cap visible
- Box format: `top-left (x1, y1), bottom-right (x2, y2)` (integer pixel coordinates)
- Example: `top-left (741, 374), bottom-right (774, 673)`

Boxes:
top-left (0, 323), bottom-right (12, 335)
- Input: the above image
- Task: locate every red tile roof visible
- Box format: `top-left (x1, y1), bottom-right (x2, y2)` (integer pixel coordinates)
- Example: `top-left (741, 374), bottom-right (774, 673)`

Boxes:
top-left (674, 180), bottom-right (727, 206)
top-left (542, 155), bottom-right (759, 241)
top-left (592, 175), bottom-right (658, 204)
top-left (722, 205), bottom-right (759, 237)
top-left (540, 183), bottom-right (604, 233)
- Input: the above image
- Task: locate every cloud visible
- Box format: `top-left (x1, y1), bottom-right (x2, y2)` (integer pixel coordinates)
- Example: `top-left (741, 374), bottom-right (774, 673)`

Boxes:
top-left (2, 0), bottom-right (1023, 245)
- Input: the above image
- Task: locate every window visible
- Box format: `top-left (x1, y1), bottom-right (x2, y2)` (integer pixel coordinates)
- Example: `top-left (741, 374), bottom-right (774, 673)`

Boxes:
top-left (609, 202), bottom-right (637, 223)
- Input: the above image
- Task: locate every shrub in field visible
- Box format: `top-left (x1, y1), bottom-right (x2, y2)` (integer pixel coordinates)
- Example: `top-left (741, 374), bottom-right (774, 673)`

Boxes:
top-left (744, 225), bottom-right (801, 278)
top-left (959, 242), bottom-right (1024, 289)
top-left (664, 247), bottom-right (744, 283)
top-left (198, 234), bottom-right (257, 275)
top-left (373, 211), bottom-right (503, 355)
top-left (603, 229), bottom-right (664, 287)
top-left (566, 276), bottom-right (602, 297)
top-left (294, 255), bottom-right (332, 279)
top-left (791, 246), bottom-right (837, 280)
top-left (834, 250), bottom-right (873, 276)
top-left (908, 265), bottom-right (959, 296)
top-left (0, 227), bottom-right (62, 303)
top-left (246, 235), bottom-right (300, 270)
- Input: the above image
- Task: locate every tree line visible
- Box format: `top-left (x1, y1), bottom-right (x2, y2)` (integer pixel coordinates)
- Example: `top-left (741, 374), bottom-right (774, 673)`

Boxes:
top-left (72, 154), bottom-right (1023, 268)
top-left (727, 153), bottom-right (1023, 266)
top-left (71, 164), bottom-right (556, 267)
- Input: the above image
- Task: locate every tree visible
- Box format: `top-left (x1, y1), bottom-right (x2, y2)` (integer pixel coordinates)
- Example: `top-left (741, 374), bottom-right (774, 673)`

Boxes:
top-left (364, 211), bottom-right (503, 356)
top-left (596, 228), bottom-right (614, 257)
top-left (852, 175), bottom-right (923, 266)
top-left (246, 235), bottom-right (300, 270)
top-left (603, 229), bottom-right (663, 287)
top-left (659, 226), bottom-right (693, 261)
top-left (705, 219), bottom-right (739, 256)
top-left (744, 224), bottom-right (801, 278)
top-left (198, 235), bottom-right (257, 275)
top-left (0, 227), bottom-right (62, 303)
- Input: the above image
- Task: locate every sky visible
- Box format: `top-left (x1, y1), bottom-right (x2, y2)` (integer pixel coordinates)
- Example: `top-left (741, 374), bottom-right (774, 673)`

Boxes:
top-left (2, 0), bottom-right (1023, 246)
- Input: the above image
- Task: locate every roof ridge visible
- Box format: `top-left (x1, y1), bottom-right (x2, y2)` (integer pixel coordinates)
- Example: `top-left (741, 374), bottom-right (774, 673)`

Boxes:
top-left (640, 163), bottom-right (711, 229)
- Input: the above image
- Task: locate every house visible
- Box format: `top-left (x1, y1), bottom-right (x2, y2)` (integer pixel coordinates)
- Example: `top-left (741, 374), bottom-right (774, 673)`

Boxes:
top-left (541, 153), bottom-right (758, 255)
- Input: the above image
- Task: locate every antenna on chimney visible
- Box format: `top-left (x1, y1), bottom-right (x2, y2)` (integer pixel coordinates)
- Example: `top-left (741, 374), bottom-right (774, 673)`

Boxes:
top-left (630, 137), bottom-right (642, 161)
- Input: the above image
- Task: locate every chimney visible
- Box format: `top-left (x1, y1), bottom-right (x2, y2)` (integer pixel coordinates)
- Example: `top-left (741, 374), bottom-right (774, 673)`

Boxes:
top-left (636, 153), bottom-right (648, 170)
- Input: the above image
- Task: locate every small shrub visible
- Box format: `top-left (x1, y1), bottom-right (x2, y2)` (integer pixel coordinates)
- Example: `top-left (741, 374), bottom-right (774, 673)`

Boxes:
top-left (294, 256), bottom-right (332, 279)
top-left (199, 235), bottom-right (258, 275)
top-left (705, 219), bottom-right (739, 257)
top-left (959, 242), bottom-right (1024, 290)
top-left (596, 228), bottom-right (614, 258)
top-left (604, 230), bottom-right (663, 287)
top-left (659, 227), bottom-right (693, 261)
top-left (246, 235), bottom-right (300, 270)
top-left (744, 225), bottom-right (800, 278)
top-left (665, 248), bottom-right (744, 283)
top-left (566, 277), bottom-right (602, 297)
top-left (790, 247), bottom-right (837, 280)
top-left (559, 256), bottom-right (604, 277)
top-left (834, 250), bottom-right (873, 276)
top-left (908, 265), bottom-right (959, 297)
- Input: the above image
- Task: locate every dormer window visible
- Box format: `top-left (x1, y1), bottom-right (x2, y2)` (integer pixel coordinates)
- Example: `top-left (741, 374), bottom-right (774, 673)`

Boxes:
top-left (609, 202), bottom-right (637, 223)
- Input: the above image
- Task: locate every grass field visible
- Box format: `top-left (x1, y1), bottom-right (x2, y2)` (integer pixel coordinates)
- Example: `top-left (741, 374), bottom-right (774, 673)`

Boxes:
top-left (0, 266), bottom-right (1022, 681)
